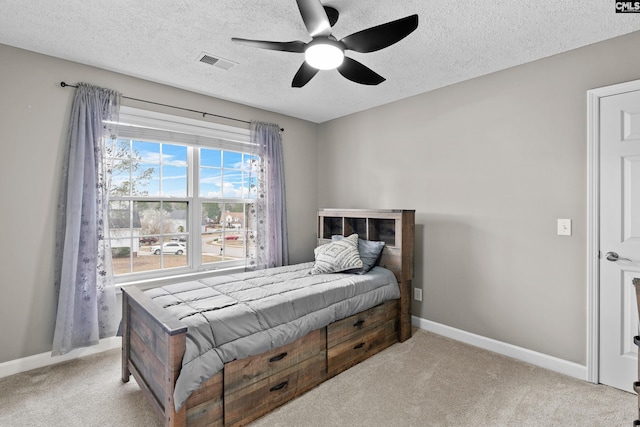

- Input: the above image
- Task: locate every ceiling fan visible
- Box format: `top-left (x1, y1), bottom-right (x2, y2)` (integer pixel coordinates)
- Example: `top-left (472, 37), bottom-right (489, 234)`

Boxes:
top-left (231, 0), bottom-right (418, 88)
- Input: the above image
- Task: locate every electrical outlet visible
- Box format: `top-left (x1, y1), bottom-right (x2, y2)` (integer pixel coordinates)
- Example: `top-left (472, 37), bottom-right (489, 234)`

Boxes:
top-left (557, 218), bottom-right (572, 236)
top-left (414, 288), bottom-right (423, 302)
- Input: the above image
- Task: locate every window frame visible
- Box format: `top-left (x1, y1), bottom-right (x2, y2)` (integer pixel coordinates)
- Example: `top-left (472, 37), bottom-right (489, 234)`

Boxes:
top-left (109, 107), bottom-right (256, 286)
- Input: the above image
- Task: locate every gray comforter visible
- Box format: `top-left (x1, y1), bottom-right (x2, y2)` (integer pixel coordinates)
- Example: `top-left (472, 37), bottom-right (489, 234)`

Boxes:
top-left (145, 262), bottom-right (400, 411)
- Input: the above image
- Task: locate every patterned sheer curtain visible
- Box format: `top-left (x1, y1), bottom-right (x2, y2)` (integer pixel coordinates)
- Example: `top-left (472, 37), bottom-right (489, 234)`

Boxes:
top-left (246, 121), bottom-right (289, 270)
top-left (52, 83), bottom-right (121, 356)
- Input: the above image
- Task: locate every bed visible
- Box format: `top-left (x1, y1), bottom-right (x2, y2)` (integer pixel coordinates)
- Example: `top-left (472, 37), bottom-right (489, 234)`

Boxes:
top-left (121, 209), bottom-right (415, 427)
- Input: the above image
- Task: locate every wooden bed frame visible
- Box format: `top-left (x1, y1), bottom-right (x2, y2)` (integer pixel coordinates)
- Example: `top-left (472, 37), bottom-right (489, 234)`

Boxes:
top-left (121, 209), bottom-right (415, 427)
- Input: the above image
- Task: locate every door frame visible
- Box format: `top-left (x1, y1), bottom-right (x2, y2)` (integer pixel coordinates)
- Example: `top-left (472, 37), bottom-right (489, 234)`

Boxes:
top-left (587, 78), bottom-right (640, 384)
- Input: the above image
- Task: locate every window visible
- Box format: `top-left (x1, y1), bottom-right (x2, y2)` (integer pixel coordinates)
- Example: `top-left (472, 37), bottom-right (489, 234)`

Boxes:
top-left (107, 107), bottom-right (258, 282)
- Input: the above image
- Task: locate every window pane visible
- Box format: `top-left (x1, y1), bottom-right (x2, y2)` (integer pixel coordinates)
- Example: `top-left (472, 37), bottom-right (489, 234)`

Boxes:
top-left (110, 159), bottom-right (131, 197)
top-left (153, 240), bottom-right (188, 269)
top-left (224, 169), bottom-right (243, 198)
top-left (163, 202), bottom-right (188, 236)
top-left (161, 145), bottom-right (187, 197)
top-left (109, 200), bottom-right (134, 275)
top-left (202, 202), bottom-right (222, 225)
top-left (133, 162), bottom-right (159, 196)
top-left (201, 203), bottom-right (245, 264)
top-left (220, 205), bottom-right (245, 261)
top-left (128, 141), bottom-right (159, 196)
top-left (201, 148), bottom-right (221, 167)
top-left (163, 144), bottom-right (187, 165)
top-left (111, 243), bottom-right (133, 274)
top-left (162, 164), bottom-right (187, 197)
top-left (200, 168), bottom-right (222, 197)
top-left (223, 151), bottom-right (243, 169)
top-left (133, 140), bottom-right (160, 163)
top-left (202, 202), bottom-right (224, 264)
top-left (137, 201), bottom-right (161, 236)
top-left (112, 139), bottom-right (131, 160)
top-left (109, 202), bottom-right (132, 228)
top-left (134, 200), bottom-right (163, 272)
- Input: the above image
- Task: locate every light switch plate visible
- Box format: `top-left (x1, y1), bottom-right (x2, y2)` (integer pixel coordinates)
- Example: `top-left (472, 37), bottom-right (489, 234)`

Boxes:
top-left (557, 218), bottom-right (572, 236)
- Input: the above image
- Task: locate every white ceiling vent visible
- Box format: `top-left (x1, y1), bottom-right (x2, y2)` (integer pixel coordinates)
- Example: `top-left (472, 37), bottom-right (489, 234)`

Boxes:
top-left (196, 52), bottom-right (237, 70)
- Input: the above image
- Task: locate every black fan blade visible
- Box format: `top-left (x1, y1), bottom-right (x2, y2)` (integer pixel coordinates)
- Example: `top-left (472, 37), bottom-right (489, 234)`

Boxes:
top-left (324, 6), bottom-right (339, 27)
top-left (292, 62), bottom-right (320, 88)
top-left (232, 38), bottom-right (306, 53)
top-left (340, 14), bottom-right (418, 53)
top-left (296, 0), bottom-right (332, 37)
top-left (337, 57), bottom-right (385, 85)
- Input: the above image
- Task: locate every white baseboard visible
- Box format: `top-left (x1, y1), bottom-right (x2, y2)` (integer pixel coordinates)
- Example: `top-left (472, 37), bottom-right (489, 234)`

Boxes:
top-left (413, 316), bottom-right (588, 381)
top-left (0, 336), bottom-right (121, 379)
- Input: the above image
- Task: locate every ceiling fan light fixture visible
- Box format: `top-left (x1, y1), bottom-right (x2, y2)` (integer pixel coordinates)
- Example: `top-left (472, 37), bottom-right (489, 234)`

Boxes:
top-left (305, 38), bottom-right (344, 70)
top-left (231, 4), bottom-right (419, 87)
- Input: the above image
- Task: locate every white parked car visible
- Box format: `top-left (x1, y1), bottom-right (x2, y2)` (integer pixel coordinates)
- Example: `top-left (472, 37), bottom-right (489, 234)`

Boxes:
top-left (150, 242), bottom-right (186, 255)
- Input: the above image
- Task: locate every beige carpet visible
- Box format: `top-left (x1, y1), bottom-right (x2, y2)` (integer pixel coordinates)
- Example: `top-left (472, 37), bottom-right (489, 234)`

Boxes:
top-left (0, 330), bottom-right (635, 426)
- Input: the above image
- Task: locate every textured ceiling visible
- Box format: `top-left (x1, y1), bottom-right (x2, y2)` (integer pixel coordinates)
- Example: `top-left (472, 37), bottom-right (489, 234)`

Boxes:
top-left (1, 1), bottom-right (639, 123)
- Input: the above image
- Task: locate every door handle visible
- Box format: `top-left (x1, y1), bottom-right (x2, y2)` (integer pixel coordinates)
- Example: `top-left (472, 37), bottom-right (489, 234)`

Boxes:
top-left (605, 251), bottom-right (632, 262)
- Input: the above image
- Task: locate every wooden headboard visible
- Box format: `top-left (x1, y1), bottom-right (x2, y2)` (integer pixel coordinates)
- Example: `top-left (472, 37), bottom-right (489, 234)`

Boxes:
top-left (317, 208), bottom-right (415, 342)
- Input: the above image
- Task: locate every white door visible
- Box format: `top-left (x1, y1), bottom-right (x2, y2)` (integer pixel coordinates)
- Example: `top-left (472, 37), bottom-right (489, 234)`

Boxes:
top-left (599, 89), bottom-right (640, 392)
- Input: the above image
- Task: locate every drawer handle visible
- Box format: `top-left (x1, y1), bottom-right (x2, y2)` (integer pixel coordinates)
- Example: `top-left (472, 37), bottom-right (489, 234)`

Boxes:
top-left (635, 336), bottom-right (640, 347)
top-left (353, 319), bottom-right (365, 328)
top-left (269, 352), bottom-right (288, 363)
top-left (634, 381), bottom-right (640, 394)
top-left (269, 381), bottom-right (288, 392)
top-left (353, 342), bottom-right (365, 350)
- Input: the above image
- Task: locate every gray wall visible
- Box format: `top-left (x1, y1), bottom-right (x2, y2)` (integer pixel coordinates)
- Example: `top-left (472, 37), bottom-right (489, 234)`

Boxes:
top-left (317, 31), bottom-right (640, 365)
top-left (0, 43), bottom-right (319, 364)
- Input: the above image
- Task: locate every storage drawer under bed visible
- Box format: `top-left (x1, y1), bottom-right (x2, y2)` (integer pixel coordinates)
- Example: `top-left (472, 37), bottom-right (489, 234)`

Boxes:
top-left (326, 299), bottom-right (399, 377)
top-left (223, 328), bottom-right (326, 426)
top-left (224, 328), bottom-right (324, 394)
top-left (327, 299), bottom-right (399, 347)
top-left (224, 353), bottom-right (325, 426)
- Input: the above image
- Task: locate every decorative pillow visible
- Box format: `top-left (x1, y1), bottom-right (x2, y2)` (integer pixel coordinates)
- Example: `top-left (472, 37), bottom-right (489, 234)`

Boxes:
top-left (332, 235), bottom-right (385, 274)
top-left (311, 233), bottom-right (363, 275)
